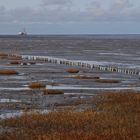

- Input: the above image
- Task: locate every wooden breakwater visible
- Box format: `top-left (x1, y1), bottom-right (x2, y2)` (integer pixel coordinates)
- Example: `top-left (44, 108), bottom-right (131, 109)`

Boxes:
top-left (8, 54), bottom-right (140, 76)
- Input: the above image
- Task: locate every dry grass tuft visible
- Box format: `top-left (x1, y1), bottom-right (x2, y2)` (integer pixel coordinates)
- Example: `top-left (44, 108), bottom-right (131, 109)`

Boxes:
top-left (74, 75), bottom-right (100, 79)
top-left (9, 60), bottom-right (36, 65)
top-left (43, 89), bottom-right (64, 95)
top-left (29, 82), bottom-right (46, 89)
top-left (0, 69), bottom-right (18, 75)
top-left (0, 91), bottom-right (140, 140)
top-left (0, 52), bottom-right (8, 56)
top-left (0, 52), bottom-right (8, 59)
top-left (8, 56), bottom-right (22, 60)
top-left (95, 79), bottom-right (120, 83)
top-left (9, 60), bottom-right (20, 65)
top-left (67, 68), bottom-right (79, 73)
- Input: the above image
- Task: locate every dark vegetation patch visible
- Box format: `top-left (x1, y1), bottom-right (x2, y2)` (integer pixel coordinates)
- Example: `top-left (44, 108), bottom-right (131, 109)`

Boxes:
top-left (0, 69), bottom-right (18, 75)
top-left (95, 79), bottom-right (120, 83)
top-left (74, 75), bottom-right (100, 79)
top-left (43, 89), bottom-right (64, 95)
top-left (67, 68), bottom-right (79, 73)
top-left (29, 82), bottom-right (46, 89)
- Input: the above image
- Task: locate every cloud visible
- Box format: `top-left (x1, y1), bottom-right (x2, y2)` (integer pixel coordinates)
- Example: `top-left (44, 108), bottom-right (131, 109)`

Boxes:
top-left (0, 6), bottom-right (5, 15)
top-left (105, 0), bottom-right (134, 21)
top-left (114, 0), bottom-right (131, 8)
top-left (85, 0), bottom-right (135, 21)
top-left (0, 6), bottom-right (12, 22)
top-left (0, 0), bottom-right (139, 24)
top-left (86, 1), bottom-right (105, 18)
top-left (41, 0), bottom-right (72, 6)
top-left (111, 0), bottom-right (132, 13)
top-left (10, 7), bottom-right (36, 21)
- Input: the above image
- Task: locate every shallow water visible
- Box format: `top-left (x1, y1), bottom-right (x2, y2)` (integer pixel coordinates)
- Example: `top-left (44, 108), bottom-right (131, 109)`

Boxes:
top-left (0, 99), bottom-right (21, 103)
top-left (47, 85), bottom-right (140, 91)
top-left (0, 87), bottom-right (29, 91)
top-left (0, 35), bottom-right (140, 118)
top-left (0, 109), bottom-right (50, 119)
top-left (0, 111), bottom-right (23, 119)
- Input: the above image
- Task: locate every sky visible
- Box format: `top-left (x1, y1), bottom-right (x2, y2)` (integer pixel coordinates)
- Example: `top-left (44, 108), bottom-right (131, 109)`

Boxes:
top-left (0, 0), bottom-right (140, 34)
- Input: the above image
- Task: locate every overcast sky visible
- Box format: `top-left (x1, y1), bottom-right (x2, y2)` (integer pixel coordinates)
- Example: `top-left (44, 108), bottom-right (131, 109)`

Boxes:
top-left (0, 0), bottom-right (140, 34)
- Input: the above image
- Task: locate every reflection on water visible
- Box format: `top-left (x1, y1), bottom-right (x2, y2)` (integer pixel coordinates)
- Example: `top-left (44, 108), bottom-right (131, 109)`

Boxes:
top-left (0, 99), bottom-right (21, 103)
top-left (0, 109), bottom-right (50, 119)
top-left (0, 87), bottom-right (29, 91)
top-left (47, 85), bottom-right (140, 91)
top-left (0, 111), bottom-right (23, 119)
top-left (0, 85), bottom-right (140, 91)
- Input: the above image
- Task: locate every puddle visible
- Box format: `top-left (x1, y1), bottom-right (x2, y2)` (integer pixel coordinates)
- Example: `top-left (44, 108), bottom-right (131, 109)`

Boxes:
top-left (36, 63), bottom-right (45, 66)
top-left (98, 52), bottom-right (135, 57)
top-left (47, 85), bottom-right (140, 91)
top-left (0, 84), bottom-right (140, 92)
top-left (10, 76), bottom-right (26, 80)
top-left (64, 92), bottom-right (95, 95)
top-left (0, 87), bottom-right (29, 91)
top-left (0, 74), bottom-right (25, 80)
top-left (0, 111), bottom-right (23, 119)
top-left (18, 73), bottom-right (25, 76)
top-left (30, 109), bottom-right (51, 114)
top-left (0, 99), bottom-right (21, 103)
top-left (0, 109), bottom-right (50, 119)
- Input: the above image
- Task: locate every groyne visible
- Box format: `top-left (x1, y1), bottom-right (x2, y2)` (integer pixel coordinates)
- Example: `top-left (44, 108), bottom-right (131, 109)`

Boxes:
top-left (8, 54), bottom-right (140, 76)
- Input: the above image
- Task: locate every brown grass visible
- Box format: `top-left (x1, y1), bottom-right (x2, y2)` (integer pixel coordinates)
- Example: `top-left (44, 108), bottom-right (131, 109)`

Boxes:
top-left (0, 91), bottom-right (140, 140)
top-left (0, 69), bottom-right (18, 75)
top-left (8, 56), bottom-right (22, 60)
top-left (95, 79), bottom-right (120, 83)
top-left (0, 52), bottom-right (8, 59)
top-left (9, 60), bottom-right (20, 65)
top-left (29, 82), bottom-right (46, 89)
top-left (74, 75), bottom-right (100, 79)
top-left (43, 89), bottom-right (64, 95)
top-left (67, 68), bottom-right (79, 73)
top-left (0, 52), bottom-right (8, 56)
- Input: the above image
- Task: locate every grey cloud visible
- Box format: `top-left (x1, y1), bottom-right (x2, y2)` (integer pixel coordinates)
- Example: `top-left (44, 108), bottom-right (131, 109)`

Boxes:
top-left (106, 0), bottom-right (134, 21)
top-left (0, 0), bottom-right (139, 24)
top-left (111, 0), bottom-right (132, 13)
top-left (41, 0), bottom-right (72, 7)
top-left (0, 6), bottom-right (12, 22)
top-left (86, 1), bottom-right (105, 17)
top-left (11, 7), bottom-right (36, 20)
top-left (114, 0), bottom-right (131, 8)
top-left (85, 0), bottom-right (135, 21)
top-left (0, 6), bottom-right (5, 15)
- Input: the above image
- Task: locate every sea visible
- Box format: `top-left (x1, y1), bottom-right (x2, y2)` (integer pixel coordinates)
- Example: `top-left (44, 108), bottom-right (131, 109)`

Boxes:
top-left (0, 34), bottom-right (140, 69)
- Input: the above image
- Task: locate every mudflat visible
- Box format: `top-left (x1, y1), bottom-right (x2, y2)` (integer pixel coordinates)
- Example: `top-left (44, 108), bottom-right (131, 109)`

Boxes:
top-left (0, 35), bottom-right (140, 118)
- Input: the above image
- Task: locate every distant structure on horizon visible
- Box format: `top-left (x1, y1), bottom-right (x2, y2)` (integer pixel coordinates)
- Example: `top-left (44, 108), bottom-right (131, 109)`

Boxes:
top-left (18, 28), bottom-right (27, 36)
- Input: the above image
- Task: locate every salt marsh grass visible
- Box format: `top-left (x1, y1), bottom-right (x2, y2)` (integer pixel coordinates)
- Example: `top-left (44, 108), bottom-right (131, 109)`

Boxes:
top-left (1, 91), bottom-right (140, 140)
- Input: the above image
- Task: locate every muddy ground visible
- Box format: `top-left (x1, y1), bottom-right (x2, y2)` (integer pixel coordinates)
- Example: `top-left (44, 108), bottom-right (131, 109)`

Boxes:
top-left (0, 35), bottom-right (140, 118)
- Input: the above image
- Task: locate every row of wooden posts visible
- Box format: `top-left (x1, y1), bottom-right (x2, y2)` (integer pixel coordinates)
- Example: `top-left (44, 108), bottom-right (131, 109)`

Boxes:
top-left (8, 54), bottom-right (140, 76)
